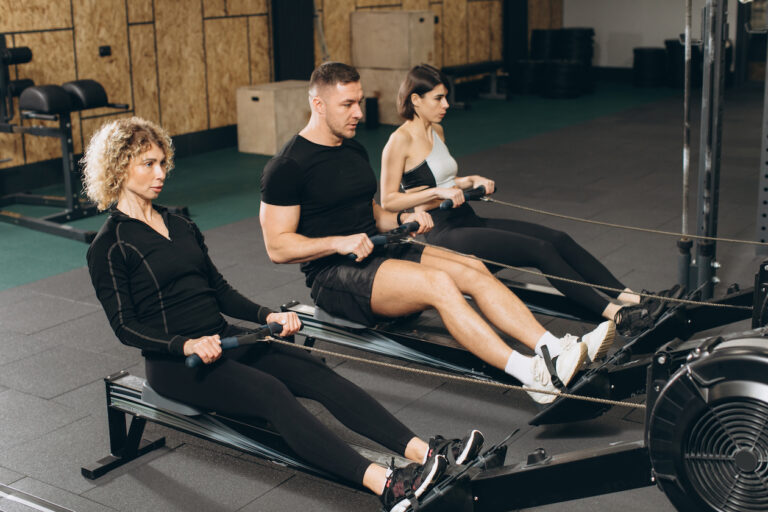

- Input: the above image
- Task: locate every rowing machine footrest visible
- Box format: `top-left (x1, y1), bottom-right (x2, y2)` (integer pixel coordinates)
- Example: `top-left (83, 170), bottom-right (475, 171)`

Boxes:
top-left (314, 306), bottom-right (368, 330)
top-left (141, 381), bottom-right (203, 416)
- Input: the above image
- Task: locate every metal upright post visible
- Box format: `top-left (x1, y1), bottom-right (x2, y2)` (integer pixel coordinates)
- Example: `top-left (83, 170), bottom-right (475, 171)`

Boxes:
top-left (695, 0), bottom-right (728, 299)
top-left (678, 0), bottom-right (693, 291)
top-left (755, 4), bottom-right (768, 256)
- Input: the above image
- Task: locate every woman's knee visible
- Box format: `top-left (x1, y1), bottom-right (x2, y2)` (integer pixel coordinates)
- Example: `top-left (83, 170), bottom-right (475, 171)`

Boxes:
top-left (549, 229), bottom-right (576, 250)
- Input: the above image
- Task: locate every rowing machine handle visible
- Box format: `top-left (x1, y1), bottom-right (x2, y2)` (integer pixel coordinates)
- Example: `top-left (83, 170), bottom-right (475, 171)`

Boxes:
top-left (346, 222), bottom-right (421, 260)
top-left (395, 221), bottom-right (420, 234)
top-left (185, 322), bottom-right (282, 368)
top-left (439, 185), bottom-right (489, 210)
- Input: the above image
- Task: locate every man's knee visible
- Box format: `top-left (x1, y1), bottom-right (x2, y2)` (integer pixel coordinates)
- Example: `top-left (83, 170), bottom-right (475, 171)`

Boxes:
top-left (461, 255), bottom-right (492, 275)
top-left (418, 267), bottom-right (463, 302)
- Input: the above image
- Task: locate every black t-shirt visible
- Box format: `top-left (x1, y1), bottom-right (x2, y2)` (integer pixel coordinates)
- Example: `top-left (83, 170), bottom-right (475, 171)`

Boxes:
top-left (260, 135), bottom-right (378, 282)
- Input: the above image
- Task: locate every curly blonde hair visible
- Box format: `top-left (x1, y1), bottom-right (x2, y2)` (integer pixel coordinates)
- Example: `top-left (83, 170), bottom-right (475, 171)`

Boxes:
top-left (81, 117), bottom-right (174, 210)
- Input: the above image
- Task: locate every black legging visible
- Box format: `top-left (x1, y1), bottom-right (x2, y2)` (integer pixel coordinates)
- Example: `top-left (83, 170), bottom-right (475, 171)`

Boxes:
top-left (426, 204), bottom-right (626, 315)
top-left (145, 325), bottom-right (415, 485)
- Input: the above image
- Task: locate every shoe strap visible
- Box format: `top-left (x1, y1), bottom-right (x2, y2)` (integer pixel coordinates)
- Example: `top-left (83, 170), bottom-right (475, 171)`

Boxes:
top-left (541, 345), bottom-right (564, 390)
top-left (432, 437), bottom-right (458, 465)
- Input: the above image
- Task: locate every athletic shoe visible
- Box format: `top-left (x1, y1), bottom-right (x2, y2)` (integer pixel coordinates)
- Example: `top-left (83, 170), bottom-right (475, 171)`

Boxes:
top-left (426, 429), bottom-right (485, 465)
top-left (380, 455), bottom-right (448, 512)
top-left (614, 305), bottom-right (653, 337)
top-left (578, 320), bottom-right (616, 363)
top-left (524, 341), bottom-right (587, 404)
top-left (641, 284), bottom-right (685, 320)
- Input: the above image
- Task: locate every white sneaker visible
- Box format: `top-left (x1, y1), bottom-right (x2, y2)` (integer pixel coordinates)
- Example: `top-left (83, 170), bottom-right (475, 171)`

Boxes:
top-left (524, 342), bottom-right (587, 404)
top-left (580, 320), bottom-right (616, 362)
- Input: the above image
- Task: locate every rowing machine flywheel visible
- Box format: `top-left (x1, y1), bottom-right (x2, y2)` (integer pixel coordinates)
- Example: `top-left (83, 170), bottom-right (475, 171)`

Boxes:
top-left (647, 336), bottom-right (768, 512)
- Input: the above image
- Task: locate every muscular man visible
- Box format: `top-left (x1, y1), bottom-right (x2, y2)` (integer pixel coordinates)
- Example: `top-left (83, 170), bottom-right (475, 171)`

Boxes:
top-left (259, 62), bottom-right (614, 404)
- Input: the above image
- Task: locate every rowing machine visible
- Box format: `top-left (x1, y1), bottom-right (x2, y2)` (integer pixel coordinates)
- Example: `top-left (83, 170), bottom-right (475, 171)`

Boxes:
top-left (281, 259), bottom-right (756, 425)
top-left (82, 324), bottom-right (768, 511)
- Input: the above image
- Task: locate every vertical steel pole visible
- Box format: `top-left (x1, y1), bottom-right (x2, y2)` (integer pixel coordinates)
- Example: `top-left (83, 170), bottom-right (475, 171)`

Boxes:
top-left (678, 0), bottom-right (693, 290)
top-left (755, 5), bottom-right (768, 256)
top-left (695, 0), bottom-right (727, 299)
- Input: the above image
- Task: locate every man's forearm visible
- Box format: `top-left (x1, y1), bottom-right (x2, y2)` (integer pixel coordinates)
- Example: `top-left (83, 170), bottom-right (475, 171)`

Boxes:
top-left (265, 232), bottom-right (343, 264)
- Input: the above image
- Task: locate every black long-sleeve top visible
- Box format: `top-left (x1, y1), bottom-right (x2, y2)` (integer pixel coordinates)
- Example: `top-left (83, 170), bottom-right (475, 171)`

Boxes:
top-left (87, 206), bottom-right (273, 356)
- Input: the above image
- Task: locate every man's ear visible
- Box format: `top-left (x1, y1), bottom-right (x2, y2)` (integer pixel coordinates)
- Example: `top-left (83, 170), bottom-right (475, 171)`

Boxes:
top-left (310, 94), bottom-right (325, 115)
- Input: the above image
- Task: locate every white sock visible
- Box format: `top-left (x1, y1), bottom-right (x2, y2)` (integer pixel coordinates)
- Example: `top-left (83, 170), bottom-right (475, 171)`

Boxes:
top-left (505, 351), bottom-right (534, 386)
top-left (535, 331), bottom-right (563, 359)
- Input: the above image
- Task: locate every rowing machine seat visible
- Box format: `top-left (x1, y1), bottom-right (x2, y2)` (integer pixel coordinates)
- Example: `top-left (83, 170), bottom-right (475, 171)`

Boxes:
top-left (141, 381), bottom-right (202, 416)
top-left (313, 306), bottom-right (368, 330)
top-left (62, 79), bottom-right (108, 110)
top-left (18, 85), bottom-right (72, 114)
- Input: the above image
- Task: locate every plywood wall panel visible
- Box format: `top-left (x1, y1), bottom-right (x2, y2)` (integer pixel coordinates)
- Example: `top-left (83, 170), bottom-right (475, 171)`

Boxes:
top-left (490, 0), bottom-right (502, 61)
top-left (443, 0), bottom-right (467, 66)
top-left (249, 16), bottom-right (272, 84)
top-left (403, 0), bottom-right (430, 10)
top-left (205, 18), bottom-right (250, 128)
top-left (468, 1), bottom-right (491, 63)
top-left (550, 0), bottom-right (563, 28)
top-left (0, 0), bottom-right (72, 33)
top-left (203, 0), bottom-right (227, 17)
top-left (129, 24), bottom-right (160, 123)
top-left (430, 2), bottom-right (444, 68)
top-left (73, 0), bottom-right (132, 118)
top-left (227, 0), bottom-right (268, 15)
top-left (155, 0), bottom-right (208, 135)
top-left (14, 31), bottom-right (81, 162)
top-left (127, 0), bottom-right (154, 23)
top-left (81, 112), bottom-right (132, 152)
top-left (324, 0), bottom-right (356, 63)
top-left (356, 0), bottom-right (402, 6)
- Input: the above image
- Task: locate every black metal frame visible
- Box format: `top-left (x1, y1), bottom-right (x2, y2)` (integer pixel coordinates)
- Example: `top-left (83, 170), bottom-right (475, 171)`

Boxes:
top-left (0, 111), bottom-right (101, 243)
top-left (82, 306), bottom-right (768, 511)
top-left (83, 373), bottom-right (659, 512)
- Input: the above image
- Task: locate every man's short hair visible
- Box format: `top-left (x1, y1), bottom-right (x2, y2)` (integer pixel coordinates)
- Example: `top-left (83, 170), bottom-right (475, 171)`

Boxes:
top-left (309, 62), bottom-right (360, 93)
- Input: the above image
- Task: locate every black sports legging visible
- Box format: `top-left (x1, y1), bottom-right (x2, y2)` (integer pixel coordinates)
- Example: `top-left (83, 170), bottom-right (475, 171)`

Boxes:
top-left (426, 204), bottom-right (626, 315)
top-left (144, 325), bottom-right (415, 485)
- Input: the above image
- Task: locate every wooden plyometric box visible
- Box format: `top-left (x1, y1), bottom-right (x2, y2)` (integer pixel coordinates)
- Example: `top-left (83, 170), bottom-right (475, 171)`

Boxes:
top-left (351, 10), bottom-right (435, 69)
top-left (237, 80), bottom-right (310, 155)
top-left (358, 67), bottom-right (408, 126)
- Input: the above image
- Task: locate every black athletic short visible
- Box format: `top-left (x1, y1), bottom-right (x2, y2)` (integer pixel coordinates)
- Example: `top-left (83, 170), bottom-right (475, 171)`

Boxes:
top-left (310, 243), bottom-right (425, 326)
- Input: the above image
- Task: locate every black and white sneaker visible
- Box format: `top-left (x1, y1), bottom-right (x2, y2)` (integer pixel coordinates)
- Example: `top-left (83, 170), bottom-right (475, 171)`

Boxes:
top-left (641, 284), bottom-right (685, 320)
top-left (614, 305), bottom-right (653, 337)
top-left (380, 455), bottom-right (447, 512)
top-left (426, 429), bottom-right (485, 465)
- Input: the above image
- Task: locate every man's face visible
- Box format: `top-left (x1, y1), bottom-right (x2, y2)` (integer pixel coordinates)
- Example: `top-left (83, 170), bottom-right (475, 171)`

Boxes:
top-left (317, 81), bottom-right (364, 139)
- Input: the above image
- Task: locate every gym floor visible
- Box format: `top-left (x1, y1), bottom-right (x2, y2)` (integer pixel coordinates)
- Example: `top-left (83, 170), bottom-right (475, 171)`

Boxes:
top-left (0, 81), bottom-right (763, 511)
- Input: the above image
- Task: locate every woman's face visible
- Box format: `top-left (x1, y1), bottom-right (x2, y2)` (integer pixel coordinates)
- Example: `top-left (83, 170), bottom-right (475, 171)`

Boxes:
top-left (122, 142), bottom-right (167, 203)
top-left (412, 83), bottom-right (449, 123)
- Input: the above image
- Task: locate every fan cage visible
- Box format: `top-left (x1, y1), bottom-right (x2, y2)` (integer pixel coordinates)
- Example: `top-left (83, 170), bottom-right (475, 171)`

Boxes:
top-left (683, 398), bottom-right (768, 512)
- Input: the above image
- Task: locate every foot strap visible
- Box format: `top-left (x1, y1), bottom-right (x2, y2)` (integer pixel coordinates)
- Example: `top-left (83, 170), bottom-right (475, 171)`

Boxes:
top-left (540, 345), bottom-right (564, 390)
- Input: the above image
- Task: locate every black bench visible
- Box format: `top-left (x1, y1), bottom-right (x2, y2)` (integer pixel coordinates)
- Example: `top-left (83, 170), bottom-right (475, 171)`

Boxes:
top-left (441, 60), bottom-right (505, 109)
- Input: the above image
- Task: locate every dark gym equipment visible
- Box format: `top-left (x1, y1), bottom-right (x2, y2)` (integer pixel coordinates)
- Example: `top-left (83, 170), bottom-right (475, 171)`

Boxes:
top-left (507, 60), bottom-right (546, 96)
top-left (530, 29), bottom-right (563, 61)
top-left (82, 311), bottom-right (768, 511)
top-left (517, 28), bottom-right (594, 98)
top-left (633, 48), bottom-right (668, 87)
top-left (0, 33), bottom-right (188, 243)
top-left (543, 60), bottom-right (590, 98)
top-left (0, 34), bottom-right (127, 243)
top-left (441, 61), bottom-right (505, 109)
